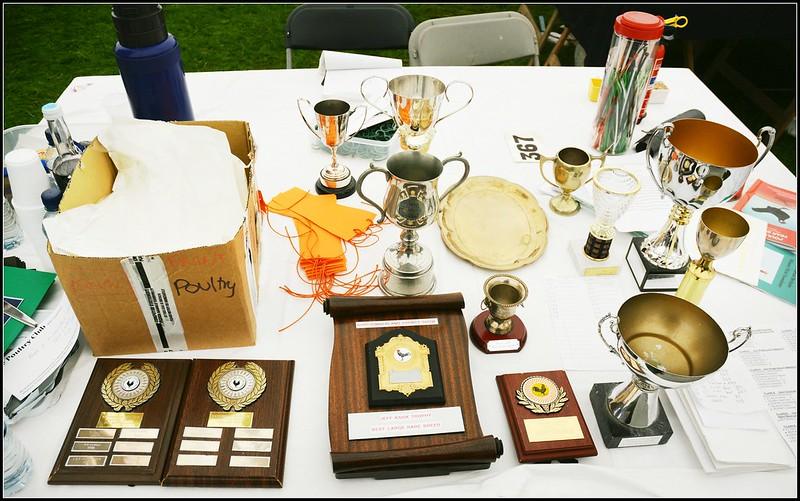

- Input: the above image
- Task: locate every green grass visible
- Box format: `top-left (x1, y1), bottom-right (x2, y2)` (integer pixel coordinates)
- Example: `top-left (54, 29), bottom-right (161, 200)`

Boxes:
top-left (3, 4), bottom-right (794, 172)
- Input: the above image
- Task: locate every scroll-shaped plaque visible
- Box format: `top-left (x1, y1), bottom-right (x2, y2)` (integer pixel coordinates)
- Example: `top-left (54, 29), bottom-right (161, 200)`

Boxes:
top-left (496, 370), bottom-right (597, 463)
top-left (48, 359), bottom-right (191, 485)
top-left (324, 293), bottom-right (503, 479)
top-left (162, 359), bottom-right (294, 488)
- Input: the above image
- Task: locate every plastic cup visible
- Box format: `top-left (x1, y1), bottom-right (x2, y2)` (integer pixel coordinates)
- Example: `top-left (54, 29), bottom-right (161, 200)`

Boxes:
top-left (11, 199), bottom-right (55, 272)
top-left (5, 149), bottom-right (52, 207)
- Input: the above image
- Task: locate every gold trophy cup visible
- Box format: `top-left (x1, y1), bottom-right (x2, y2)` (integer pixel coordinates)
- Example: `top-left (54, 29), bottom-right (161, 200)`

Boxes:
top-left (675, 207), bottom-right (750, 305)
top-left (539, 147), bottom-right (606, 215)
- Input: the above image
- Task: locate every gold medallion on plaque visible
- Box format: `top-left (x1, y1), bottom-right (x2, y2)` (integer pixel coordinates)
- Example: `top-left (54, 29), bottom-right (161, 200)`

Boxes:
top-left (101, 362), bottom-right (160, 411)
top-left (208, 361), bottom-right (266, 411)
top-left (516, 376), bottom-right (568, 414)
top-left (374, 334), bottom-right (433, 397)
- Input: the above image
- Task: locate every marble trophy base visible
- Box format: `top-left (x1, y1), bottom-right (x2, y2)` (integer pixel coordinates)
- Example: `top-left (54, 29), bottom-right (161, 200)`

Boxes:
top-left (625, 237), bottom-right (687, 292)
top-left (589, 382), bottom-right (673, 448)
top-left (569, 239), bottom-right (623, 276)
top-left (316, 177), bottom-right (356, 199)
top-left (469, 311), bottom-right (526, 354)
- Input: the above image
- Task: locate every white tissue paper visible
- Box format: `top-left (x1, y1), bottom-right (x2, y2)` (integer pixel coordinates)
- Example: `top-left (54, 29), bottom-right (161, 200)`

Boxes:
top-left (44, 120), bottom-right (248, 258)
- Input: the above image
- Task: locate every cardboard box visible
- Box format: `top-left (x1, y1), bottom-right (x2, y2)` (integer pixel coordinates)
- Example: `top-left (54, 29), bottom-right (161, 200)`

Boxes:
top-left (49, 121), bottom-right (261, 356)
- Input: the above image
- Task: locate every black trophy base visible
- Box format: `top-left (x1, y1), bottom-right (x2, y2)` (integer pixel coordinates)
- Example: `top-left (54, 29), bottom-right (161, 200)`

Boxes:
top-left (625, 237), bottom-right (688, 292)
top-left (590, 382), bottom-right (673, 449)
top-left (316, 178), bottom-right (356, 199)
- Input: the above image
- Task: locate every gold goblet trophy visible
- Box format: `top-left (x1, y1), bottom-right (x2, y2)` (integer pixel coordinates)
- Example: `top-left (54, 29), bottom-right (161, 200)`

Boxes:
top-left (675, 207), bottom-right (750, 305)
top-left (539, 147), bottom-right (606, 215)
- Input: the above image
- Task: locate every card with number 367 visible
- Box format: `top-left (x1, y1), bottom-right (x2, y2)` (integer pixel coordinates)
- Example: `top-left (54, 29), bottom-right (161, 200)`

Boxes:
top-left (505, 132), bottom-right (541, 163)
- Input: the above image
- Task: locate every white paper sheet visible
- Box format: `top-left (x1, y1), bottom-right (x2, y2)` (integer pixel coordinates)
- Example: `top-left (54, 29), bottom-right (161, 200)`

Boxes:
top-left (544, 277), bottom-right (626, 371)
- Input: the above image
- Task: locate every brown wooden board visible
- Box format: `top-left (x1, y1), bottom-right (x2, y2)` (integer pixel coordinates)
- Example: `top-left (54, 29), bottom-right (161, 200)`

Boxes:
top-left (161, 359), bottom-right (294, 487)
top-left (496, 370), bottom-right (597, 463)
top-left (324, 293), bottom-right (503, 479)
top-left (48, 358), bottom-right (192, 485)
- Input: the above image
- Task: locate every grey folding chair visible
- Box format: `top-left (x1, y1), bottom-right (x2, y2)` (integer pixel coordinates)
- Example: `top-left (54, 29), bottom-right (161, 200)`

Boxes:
top-left (408, 11), bottom-right (539, 67)
top-left (284, 4), bottom-right (415, 69)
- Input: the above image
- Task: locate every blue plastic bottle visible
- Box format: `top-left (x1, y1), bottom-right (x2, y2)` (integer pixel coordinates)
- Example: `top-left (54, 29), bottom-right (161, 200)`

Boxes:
top-left (112, 4), bottom-right (194, 121)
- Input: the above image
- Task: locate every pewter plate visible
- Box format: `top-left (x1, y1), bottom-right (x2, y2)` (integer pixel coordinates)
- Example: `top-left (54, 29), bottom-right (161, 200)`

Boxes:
top-left (437, 176), bottom-right (548, 270)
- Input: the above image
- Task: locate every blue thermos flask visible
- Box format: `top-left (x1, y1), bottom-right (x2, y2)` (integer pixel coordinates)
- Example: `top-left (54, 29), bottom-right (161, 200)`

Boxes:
top-left (112, 4), bottom-right (194, 121)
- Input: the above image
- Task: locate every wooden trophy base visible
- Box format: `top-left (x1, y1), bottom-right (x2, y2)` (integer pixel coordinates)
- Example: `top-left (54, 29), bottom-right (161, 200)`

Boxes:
top-left (469, 311), bottom-right (526, 354)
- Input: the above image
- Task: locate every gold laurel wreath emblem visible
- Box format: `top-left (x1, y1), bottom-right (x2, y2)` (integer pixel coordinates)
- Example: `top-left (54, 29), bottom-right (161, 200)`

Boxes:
top-left (101, 362), bottom-right (160, 411)
top-left (516, 385), bottom-right (568, 414)
top-left (208, 361), bottom-right (266, 411)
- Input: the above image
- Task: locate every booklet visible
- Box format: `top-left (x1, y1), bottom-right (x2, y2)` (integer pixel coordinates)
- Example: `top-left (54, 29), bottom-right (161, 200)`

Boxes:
top-left (3, 266), bottom-right (57, 352)
top-left (735, 179), bottom-right (796, 251)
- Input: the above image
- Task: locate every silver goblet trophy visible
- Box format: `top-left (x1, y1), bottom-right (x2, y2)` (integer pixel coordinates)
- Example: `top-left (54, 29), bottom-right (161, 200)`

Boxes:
top-left (298, 98), bottom-right (367, 199)
top-left (627, 118), bottom-right (775, 290)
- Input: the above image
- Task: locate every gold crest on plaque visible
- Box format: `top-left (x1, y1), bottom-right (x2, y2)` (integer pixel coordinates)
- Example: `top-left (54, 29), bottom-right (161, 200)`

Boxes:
top-left (208, 361), bottom-right (266, 411)
top-left (374, 334), bottom-right (433, 397)
top-left (516, 376), bottom-right (568, 414)
top-left (101, 362), bottom-right (160, 412)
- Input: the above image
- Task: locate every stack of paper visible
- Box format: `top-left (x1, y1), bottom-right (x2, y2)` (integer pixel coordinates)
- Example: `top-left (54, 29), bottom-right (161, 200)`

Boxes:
top-left (664, 326), bottom-right (797, 473)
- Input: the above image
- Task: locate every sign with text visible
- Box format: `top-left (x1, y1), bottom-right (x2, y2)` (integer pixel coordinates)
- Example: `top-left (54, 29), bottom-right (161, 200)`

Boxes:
top-left (506, 131), bottom-right (541, 163)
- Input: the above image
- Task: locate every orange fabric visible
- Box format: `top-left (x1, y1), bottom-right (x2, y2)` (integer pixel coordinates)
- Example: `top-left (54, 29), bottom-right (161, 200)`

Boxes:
top-left (259, 188), bottom-right (382, 331)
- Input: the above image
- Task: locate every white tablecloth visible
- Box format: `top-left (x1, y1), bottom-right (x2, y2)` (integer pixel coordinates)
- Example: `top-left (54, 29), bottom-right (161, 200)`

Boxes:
top-left (7, 66), bottom-right (797, 498)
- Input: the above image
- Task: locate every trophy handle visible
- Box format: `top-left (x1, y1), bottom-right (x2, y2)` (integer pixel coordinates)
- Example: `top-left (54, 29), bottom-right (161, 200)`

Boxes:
top-left (585, 152), bottom-right (606, 184)
top-left (440, 152), bottom-right (470, 200)
top-left (297, 98), bottom-right (320, 139)
top-left (538, 154), bottom-right (560, 189)
top-left (356, 164), bottom-right (390, 223)
top-left (726, 326), bottom-right (752, 353)
top-left (597, 313), bottom-right (620, 355)
top-left (344, 105), bottom-right (368, 143)
top-left (752, 126), bottom-right (777, 168)
top-left (434, 81), bottom-right (474, 127)
top-left (480, 298), bottom-right (489, 311)
top-left (645, 122), bottom-right (674, 196)
top-left (360, 76), bottom-right (392, 118)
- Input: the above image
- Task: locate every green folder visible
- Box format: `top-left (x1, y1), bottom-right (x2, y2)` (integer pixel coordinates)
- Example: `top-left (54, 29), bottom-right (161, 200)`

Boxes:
top-left (3, 266), bottom-right (57, 352)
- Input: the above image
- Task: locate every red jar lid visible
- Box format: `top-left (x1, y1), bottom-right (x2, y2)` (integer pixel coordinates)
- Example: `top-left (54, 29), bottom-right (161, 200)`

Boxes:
top-left (614, 11), bottom-right (664, 41)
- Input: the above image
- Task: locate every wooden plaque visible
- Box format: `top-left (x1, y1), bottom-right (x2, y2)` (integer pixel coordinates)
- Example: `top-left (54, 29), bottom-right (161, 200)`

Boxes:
top-left (324, 293), bottom-right (503, 479)
top-left (48, 358), bottom-right (192, 485)
top-left (496, 370), bottom-right (597, 463)
top-left (162, 359), bottom-right (294, 487)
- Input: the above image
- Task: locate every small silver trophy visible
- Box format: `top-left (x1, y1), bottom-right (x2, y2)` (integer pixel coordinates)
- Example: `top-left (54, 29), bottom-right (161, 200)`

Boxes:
top-left (297, 98), bottom-right (367, 198)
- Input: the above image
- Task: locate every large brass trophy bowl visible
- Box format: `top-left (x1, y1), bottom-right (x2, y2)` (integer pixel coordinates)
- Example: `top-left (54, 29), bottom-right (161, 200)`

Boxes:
top-left (591, 293), bottom-right (751, 448)
top-left (641, 119), bottom-right (775, 270)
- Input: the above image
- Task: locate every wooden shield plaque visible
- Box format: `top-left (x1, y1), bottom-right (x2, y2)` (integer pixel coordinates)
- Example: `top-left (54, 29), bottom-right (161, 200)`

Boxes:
top-left (496, 370), bottom-right (597, 463)
top-left (324, 293), bottom-right (503, 479)
top-left (48, 358), bottom-right (192, 485)
top-left (162, 359), bottom-right (294, 487)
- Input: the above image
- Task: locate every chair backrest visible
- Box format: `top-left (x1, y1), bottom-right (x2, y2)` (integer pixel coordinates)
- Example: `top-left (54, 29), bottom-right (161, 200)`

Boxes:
top-left (408, 11), bottom-right (538, 67)
top-left (285, 4), bottom-right (415, 68)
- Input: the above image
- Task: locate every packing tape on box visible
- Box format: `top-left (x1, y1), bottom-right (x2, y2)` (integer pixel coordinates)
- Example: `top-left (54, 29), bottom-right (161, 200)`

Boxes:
top-left (121, 255), bottom-right (187, 352)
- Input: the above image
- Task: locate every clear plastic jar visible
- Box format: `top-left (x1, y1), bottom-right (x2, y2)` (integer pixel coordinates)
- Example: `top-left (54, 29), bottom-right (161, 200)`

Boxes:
top-left (3, 418), bottom-right (33, 496)
top-left (592, 12), bottom-right (664, 155)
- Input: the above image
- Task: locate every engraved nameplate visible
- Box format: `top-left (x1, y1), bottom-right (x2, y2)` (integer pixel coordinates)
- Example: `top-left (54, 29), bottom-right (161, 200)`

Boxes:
top-left (118, 428), bottom-right (159, 440)
top-left (207, 411), bottom-right (253, 428)
top-left (524, 416), bottom-right (584, 443)
top-left (356, 318), bottom-right (439, 329)
top-left (110, 455), bottom-right (152, 466)
top-left (76, 428), bottom-right (116, 440)
top-left (96, 412), bottom-right (144, 429)
top-left (71, 441), bottom-right (112, 453)
top-left (66, 455), bottom-right (107, 467)
top-left (232, 440), bottom-right (272, 452)
top-left (176, 454), bottom-right (218, 466)
top-left (233, 428), bottom-right (273, 440)
top-left (183, 427), bottom-right (223, 439)
top-left (180, 440), bottom-right (220, 452)
top-left (230, 456), bottom-right (270, 468)
top-left (347, 406), bottom-right (465, 440)
top-left (618, 435), bottom-right (664, 447)
top-left (113, 441), bottom-right (154, 453)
